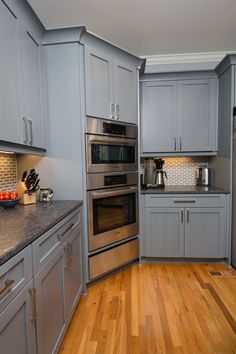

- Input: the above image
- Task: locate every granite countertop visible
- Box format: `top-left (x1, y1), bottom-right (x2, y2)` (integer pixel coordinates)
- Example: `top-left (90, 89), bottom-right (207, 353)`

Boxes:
top-left (0, 200), bottom-right (83, 266)
top-left (141, 185), bottom-right (230, 194)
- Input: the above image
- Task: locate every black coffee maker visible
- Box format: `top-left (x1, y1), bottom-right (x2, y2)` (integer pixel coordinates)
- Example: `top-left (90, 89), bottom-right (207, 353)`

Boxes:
top-left (153, 158), bottom-right (167, 188)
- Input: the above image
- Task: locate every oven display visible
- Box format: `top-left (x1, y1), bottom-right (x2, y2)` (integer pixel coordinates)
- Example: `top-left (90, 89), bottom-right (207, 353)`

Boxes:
top-left (92, 144), bottom-right (135, 164)
top-left (103, 122), bottom-right (126, 136)
top-left (93, 193), bottom-right (136, 235)
top-left (104, 175), bottom-right (127, 186)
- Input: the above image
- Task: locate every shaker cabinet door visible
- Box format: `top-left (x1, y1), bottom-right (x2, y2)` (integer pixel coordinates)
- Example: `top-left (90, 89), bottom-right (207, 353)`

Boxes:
top-left (19, 26), bottom-right (45, 148)
top-left (141, 81), bottom-right (178, 152)
top-left (178, 79), bottom-right (217, 152)
top-left (114, 60), bottom-right (138, 124)
top-left (34, 248), bottom-right (66, 354)
top-left (64, 224), bottom-right (83, 321)
top-left (0, 0), bottom-right (21, 144)
top-left (84, 46), bottom-right (114, 119)
top-left (145, 207), bottom-right (184, 257)
top-left (0, 281), bottom-right (36, 354)
top-left (184, 208), bottom-right (225, 258)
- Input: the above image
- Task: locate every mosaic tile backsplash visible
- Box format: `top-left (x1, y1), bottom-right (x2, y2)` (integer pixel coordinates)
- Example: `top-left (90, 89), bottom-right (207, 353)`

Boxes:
top-left (141, 157), bottom-right (209, 185)
top-left (0, 153), bottom-right (18, 191)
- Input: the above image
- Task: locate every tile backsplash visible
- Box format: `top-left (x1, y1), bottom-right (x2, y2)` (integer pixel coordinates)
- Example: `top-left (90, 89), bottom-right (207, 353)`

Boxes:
top-left (142, 157), bottom-right (209, 185)
top-left (0, 153), bottom-right (18, 191)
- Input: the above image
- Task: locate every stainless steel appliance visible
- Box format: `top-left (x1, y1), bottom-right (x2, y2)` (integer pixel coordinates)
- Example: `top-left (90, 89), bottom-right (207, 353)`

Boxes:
top-left (87, 172), bottom-right (138, 251)
top-left (86, 117), bottom-right (138, 173)
top-left (142, 158), bottom-right (167, 188)
top-left (196, 167), bottom-right (211, 186)
top-left (153, 158), bottom-right (167, 188)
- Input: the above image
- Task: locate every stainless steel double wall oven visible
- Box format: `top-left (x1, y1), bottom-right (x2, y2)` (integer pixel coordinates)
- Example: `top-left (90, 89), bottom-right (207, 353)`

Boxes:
top-left (86, 117), bottom-right (139, 279)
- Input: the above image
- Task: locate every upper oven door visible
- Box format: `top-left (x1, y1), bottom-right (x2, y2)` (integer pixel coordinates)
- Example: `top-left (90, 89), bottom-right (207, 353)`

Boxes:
top-left (86, 134), bottom-right (138, 173)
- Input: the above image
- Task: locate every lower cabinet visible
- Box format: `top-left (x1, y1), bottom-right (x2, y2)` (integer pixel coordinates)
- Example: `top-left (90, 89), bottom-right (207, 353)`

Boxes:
top-left (145, 195), bottom-right (227, 258)
top-left (146, 208), bottom-right (184, 257)
top-left (0, 207), bottom-right (83, 354)
top-left (0, 280), bottom-right (36, 354)
top-left (34, 247), bottom-right (66, 354)
top-left (64, 224), bottom-right (83, 321)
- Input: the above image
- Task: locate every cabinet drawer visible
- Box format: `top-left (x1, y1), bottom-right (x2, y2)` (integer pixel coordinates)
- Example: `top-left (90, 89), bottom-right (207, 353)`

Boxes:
top-left (145, 194), bottom-right (225, 208)
top-left (89, 239), bottom-right (139, 280)
top-left (32, 207), bottom-right (82, 274)
top-left (0, 245), bottom-right (33, 313)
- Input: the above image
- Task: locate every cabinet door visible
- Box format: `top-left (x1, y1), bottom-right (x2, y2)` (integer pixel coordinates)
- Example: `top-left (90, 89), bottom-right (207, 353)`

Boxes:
top-left (64, 224), bottom-right (83, 321)
top-left (0, 280), bottom-right (36, 354)
top-left (34, 248), bottom-right (66, 354)
top-left (114, 59), bottom-right (137, 124)
top-left (141, 81), bottom-right (178, 152)
top-left (178, 79), bottom-right (217, 152)
top-left (84, 46), bottom-right (114, 119)
top-left (145, 207), bottom-right (184, 257)
top-left (19, 26), bottom-right (44, 148)
top-left (0, 1), bottom-right (21, 144)
top-left (185, 208), bottom-right (225, 258)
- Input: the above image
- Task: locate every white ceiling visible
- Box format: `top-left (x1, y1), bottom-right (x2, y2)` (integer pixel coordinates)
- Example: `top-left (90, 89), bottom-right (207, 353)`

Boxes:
top-left (28, 0), bottom-right (236, 57)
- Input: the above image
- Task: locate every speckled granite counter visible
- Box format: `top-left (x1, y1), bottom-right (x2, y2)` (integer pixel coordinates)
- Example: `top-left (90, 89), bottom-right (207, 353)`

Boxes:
top-left (0, 200), bottom-right (83, 266)
top-left (141, 185), bottom-right (229, 194)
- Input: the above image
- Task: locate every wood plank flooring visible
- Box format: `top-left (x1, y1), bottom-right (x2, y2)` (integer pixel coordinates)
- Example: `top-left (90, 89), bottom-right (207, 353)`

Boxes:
top-left (59, 263), bottom-right (236, 354)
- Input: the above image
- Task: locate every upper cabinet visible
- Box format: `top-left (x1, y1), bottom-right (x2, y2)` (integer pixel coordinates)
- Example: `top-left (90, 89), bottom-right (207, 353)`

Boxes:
top-left (84, 45), bottom-right (138, 124)
top-left (0, 0), bottom-right (21, 144)
top-left (0, 0), bottom-right (46, 152)
top-left (141, 75), bottom-right (218, 154)
top-left (18, 25), bottom-right (45, 149)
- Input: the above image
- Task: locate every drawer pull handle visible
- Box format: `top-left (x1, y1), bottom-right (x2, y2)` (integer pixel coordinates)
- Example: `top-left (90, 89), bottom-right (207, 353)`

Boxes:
top-left (0, 279), bottom-right (15, 298)
top-left (57, 220), bottom-right (80, 241)
top-left (173, 200), bottom-right (196, 203)
top-left (29, 288), bottom-right (39, 321)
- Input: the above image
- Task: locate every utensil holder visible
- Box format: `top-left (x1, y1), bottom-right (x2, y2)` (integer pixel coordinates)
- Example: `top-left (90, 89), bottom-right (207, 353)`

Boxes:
top-left (17, 181), bottom-right (36, 205)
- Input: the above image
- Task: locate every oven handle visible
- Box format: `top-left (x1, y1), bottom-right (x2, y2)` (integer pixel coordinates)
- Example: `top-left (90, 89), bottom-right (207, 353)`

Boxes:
top-left (87, 134), bottom-right (137, 146)
top-left (90, 186), bottom-right (138, 199)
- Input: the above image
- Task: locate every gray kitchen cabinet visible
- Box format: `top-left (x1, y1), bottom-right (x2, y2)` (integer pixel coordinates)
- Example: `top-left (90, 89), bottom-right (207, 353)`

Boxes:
top-left (0, 280), bottom-right (36, 354)
top-left (34, 247), bottom-right (66, 354)
top-left (141, 81), bottom-right (178, 152)
top-left (185, 207), bottom-right (224, 258)
top-left (179, 79), bottom-right (217, 152)
top-left (145, 207), bottom-right (184, 257)
top-left (0, 0), bottom-right (46, 151)
top-left (64, 224), bottom-right (83, 321)
top-left (144, 194), bottom-right (227, 258)
top-left (141, 76), bottom-right (217, 154)
top-left (114, 59), bottom-right (138, 124)
top-left (85, 46), bottom-right (113, 120)
top-left (0, 0), bottom-right (21, 144)
top-left (18, 24), bottom-right (45, 149)
top-left (84, 45), bottom-right (138, 123)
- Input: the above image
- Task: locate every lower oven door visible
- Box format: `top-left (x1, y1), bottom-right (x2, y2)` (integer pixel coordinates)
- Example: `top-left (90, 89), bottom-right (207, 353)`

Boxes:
top-left (87, 186), bottom-right (138, 251)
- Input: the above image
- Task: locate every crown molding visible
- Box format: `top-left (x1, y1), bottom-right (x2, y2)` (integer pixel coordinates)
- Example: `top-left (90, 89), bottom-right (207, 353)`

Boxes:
top-left (143, 51), bottom-right (236, 73)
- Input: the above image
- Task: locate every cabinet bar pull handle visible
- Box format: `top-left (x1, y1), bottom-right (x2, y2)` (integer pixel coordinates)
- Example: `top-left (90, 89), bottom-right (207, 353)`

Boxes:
top-left (186, 209), bottom-right (190, 223)
top-left (181, 209), bottom-right (184, 223)
top-left (22, 117), bottom-right (28, 144)
top-left (173, 199), bottom-right (196, 203)
top-left (110, 103), bottom-right (115, 119)
top-left (179, 136), bottom-right (182, 150)
top-left (0, 279), bottom-right (15, 298)
top-left (28, 119), bottom-right (33, 145)
top-left (64, 245), bottom-right (70, 269)
top-left (29, 288), bottom-right (38, 321)
top-left (114, 104), bottom-right (120, 120)
top-left (174, 137), bottom-right (177, 150)
top-left (57, 223), bottom-right (74, 241)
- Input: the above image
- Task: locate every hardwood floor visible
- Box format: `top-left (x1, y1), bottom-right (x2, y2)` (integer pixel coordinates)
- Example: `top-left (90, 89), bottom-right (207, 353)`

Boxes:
top-left (59, 263), bottom-right (236, 354)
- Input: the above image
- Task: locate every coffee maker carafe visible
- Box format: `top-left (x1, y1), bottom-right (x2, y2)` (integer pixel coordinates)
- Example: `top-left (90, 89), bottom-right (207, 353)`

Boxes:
top-left (153, 158), bottom-right (167, 188)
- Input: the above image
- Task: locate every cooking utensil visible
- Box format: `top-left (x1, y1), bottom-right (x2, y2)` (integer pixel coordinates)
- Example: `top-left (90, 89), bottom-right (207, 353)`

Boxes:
top-left (29, 178), bottom-right (40, 192)
top-left (21, 170), bottom-right (27, 182)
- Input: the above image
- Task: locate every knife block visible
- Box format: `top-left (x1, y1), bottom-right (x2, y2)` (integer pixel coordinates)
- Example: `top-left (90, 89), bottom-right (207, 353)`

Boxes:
top-left (17, 181), bottom-right (36, 205)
